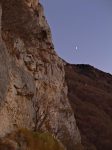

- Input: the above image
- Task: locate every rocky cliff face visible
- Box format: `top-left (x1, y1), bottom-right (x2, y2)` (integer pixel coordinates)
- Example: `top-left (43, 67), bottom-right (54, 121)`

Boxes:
top-left (65, 64), bottom-right (112, 150)
top-left (0, 1), bottom-right (81, 149)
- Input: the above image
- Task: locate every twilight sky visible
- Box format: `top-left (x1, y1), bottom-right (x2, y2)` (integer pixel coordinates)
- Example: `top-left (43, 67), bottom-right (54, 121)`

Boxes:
top-left (41, 0), bottom-right (112, 74)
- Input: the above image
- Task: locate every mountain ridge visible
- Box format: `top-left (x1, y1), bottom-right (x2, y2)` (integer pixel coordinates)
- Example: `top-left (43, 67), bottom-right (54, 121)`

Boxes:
top-left (65, 63), bottom-right (112, 150)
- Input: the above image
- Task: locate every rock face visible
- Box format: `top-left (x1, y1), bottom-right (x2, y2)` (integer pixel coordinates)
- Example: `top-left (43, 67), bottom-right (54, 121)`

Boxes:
top-left (0, 1), bottom-right (81, 149)
top-left (0, 4), bottom-right (10, 110)
top-left (65, 64), bottom-right (112, 150)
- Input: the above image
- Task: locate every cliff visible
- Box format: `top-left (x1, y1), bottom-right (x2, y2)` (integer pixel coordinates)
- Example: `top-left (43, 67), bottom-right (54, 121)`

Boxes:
top-left (1, 1), bottom-right (111, 150)
top-left (0, 1), bottom-right (81, 150)
top-left (65, 64), bottom-right (112, 150)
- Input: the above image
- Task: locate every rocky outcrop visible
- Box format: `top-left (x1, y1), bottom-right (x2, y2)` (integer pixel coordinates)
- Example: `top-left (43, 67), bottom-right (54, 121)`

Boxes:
top-left (0, 1), bottom-right (81, 149)
top-left (65, 64), bottom-right (112, 150)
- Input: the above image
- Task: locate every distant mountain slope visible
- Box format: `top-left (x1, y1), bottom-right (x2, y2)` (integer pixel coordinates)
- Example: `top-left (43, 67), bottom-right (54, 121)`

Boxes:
top-left (65, 64), bottom-right (112, 150)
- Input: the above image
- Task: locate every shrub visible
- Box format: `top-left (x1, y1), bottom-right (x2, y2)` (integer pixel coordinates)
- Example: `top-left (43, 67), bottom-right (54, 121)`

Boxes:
top-left (0, 129), bottom-right (65, 150)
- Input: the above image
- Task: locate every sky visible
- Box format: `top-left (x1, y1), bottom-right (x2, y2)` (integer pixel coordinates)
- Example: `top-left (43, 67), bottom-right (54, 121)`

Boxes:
top-left (40, 0), bottom-right (112, 74)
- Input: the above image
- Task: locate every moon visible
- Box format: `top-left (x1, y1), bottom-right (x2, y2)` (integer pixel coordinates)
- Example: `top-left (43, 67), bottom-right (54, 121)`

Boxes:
top-left (75, 46), bottom-right (78, 50)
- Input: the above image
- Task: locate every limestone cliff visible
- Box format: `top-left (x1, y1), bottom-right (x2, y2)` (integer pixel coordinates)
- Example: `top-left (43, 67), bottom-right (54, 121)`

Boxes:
top-left (0, 1), bottom-right (81, 149)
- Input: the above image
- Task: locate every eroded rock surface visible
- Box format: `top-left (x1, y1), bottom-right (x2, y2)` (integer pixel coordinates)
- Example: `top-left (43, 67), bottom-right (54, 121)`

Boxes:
top-left (0, 1), bottom-right (81, 149)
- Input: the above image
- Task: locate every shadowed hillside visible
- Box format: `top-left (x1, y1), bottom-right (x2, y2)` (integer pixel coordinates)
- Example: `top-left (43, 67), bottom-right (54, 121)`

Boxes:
top-left (65, 64), bottom-right (112, 150)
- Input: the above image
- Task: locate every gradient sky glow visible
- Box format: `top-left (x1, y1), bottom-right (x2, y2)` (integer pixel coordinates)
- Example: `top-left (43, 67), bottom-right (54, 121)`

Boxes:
top-left (41, 0), bottom-right (112, 74)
